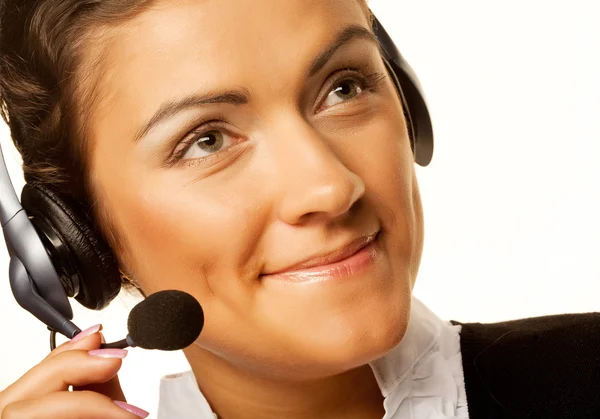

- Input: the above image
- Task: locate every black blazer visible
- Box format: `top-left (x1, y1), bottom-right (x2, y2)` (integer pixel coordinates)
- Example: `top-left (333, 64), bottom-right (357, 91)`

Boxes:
top-left (451, 312), bottom-right (600, 419)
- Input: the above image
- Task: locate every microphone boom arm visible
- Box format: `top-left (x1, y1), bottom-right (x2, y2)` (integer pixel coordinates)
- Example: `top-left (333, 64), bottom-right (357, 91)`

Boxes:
top-left (100, 335), bottom-right (137, 349)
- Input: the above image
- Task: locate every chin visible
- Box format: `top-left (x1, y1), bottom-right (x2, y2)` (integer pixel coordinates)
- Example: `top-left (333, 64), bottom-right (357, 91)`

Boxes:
top-left (341, 303), bottom-right (410, 366)
top-left (289, 293), bottom-right (413, 378)
top-left (249, 246), bottom-right (416, 379)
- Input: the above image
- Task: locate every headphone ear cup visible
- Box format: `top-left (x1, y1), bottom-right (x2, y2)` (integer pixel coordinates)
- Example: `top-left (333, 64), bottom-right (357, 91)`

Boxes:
top-left (20, 184), bottom-right (121, 310)
top-left (386, 58), bottom-right (434, 167)
top-left (372, 15), bottom-right (434, 166)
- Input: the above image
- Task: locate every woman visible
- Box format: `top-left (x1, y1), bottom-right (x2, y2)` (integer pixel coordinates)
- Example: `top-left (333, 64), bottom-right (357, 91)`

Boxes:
top-left (0, 0), bottom-right (599, 418)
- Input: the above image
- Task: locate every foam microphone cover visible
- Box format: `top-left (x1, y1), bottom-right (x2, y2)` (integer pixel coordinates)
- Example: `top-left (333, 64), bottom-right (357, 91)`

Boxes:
top-left (127, 290), bottom-right (204, 350)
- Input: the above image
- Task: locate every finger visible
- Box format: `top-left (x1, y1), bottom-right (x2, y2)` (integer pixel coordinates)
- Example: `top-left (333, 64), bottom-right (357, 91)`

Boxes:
top-left (1, 391), bottom-right (148, 419)
top-left (75, 373), bottom-right (126, 402)
top-left (73, 332), bottom-right (126, 401)
top-left (1, 348), bottom-right (126, 405)
top-left (44, 324), bottom-right (104, 361)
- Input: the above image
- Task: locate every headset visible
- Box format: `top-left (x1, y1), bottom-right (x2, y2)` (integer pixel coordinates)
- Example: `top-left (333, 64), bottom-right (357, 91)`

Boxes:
top-left (0, 14), bottom-right (434, 346)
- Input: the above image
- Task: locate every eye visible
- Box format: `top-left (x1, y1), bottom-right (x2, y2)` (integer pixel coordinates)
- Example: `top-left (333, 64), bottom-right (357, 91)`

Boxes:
top-left (322, 79), bottom-right (364, 109)
top-left (181, 130), bottom-right (233, 160)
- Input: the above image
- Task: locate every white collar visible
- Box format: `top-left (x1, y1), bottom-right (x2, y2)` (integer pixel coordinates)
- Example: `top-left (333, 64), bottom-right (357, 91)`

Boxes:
top-left (157, 296), bottom-right (469, 419)
top-left (368, 297), bottom-right (469, 418)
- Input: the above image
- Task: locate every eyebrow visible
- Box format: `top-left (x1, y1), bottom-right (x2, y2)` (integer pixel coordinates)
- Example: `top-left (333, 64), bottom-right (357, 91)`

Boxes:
top-left (134, 24), bottom-right (378, 143)
top-left (307, 25), bottom-right (379, 77)
top-left (133, 90), bottom-right (249, 142)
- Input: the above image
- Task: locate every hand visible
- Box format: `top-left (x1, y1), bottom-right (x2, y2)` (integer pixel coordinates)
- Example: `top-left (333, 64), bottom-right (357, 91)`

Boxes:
top-left (0, 325), bottom-right (149, 418)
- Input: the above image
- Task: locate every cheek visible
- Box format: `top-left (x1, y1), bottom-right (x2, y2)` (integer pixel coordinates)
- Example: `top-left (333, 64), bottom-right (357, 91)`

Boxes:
top-left (98, 167), bottom-right (267, 309)
top-left (410, 175), bottom-right (425, 284)
top-left (356, 103), bottom-right (420, 250)
top-left (354, 103), bottom-right (423, 293)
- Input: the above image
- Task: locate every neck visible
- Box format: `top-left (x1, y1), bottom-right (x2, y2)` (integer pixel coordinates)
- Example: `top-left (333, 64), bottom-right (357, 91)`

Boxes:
top-left (183, 345), bottom-right (385, 419)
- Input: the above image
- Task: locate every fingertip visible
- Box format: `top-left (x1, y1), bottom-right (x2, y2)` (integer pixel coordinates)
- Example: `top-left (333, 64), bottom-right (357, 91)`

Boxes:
top-left (71, 324), bottom-right (103, 343)
top-left (45, 327), bottom-right (104, 360)
top-left (67, 332), bottom-right (104, 350)
top-left (113, 400), bottom-right (150, 418)
top-left (88, 349), bottom-right (128, 359)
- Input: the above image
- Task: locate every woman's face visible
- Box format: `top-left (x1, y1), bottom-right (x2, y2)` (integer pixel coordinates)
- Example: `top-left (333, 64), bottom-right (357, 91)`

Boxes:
top-left (87, 0), bottom-right (423, 379)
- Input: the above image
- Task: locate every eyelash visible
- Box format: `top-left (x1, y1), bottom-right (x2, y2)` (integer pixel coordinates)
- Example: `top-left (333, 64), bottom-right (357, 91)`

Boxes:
top-left (169, 64), bottom-right (387, 166)
top-left (169, 119), bottom-right (228, 166)
top-left (321, 64), bottom-right (387, 107)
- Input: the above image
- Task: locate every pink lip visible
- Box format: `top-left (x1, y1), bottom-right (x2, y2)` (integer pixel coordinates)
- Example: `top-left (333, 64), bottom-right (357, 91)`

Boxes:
top-left (261, 232), bottom-right (380, 282)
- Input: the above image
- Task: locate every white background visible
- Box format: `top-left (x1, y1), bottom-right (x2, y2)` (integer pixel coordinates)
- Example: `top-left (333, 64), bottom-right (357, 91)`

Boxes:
top-left (1, 0), bottom-right (599, 416)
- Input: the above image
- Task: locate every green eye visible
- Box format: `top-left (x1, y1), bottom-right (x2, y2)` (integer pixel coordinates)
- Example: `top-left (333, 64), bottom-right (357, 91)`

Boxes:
top-left (323, 80), bottom-right (363, 108)
top-left (181, 130), bottom-right (229, 160)
top-left (196, 131), bottom-right (224, 152)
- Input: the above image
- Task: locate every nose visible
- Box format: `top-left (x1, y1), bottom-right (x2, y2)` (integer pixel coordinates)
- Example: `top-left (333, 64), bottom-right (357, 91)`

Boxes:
top-left (272, 119), bottom-right (366, 226)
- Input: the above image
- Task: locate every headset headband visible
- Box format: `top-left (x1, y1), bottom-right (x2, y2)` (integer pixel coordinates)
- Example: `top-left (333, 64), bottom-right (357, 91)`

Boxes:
top-left (0, 146), bottom-right (80, 338)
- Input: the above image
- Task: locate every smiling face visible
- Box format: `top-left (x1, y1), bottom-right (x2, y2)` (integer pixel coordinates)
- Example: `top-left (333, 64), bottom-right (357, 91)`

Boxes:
top-left (85, 0), bottom-right (423, 380)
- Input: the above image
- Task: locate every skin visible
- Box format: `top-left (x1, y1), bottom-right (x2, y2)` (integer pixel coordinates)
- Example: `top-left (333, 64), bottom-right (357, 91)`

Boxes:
top-left (0, 328), bottom-right (145, 418)
top-left (82, 0), bottom-right (425, 417)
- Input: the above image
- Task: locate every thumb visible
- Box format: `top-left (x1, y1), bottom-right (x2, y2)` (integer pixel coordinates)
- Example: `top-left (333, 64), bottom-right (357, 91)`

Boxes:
top-left (73, 333), bottom-right (127, 402)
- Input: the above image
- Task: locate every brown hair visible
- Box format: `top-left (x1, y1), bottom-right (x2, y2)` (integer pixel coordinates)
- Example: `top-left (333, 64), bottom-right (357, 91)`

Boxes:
top-left (0, 0), bottom-right (371, 263)
top-left (0, 1), bottom-right (151, 200)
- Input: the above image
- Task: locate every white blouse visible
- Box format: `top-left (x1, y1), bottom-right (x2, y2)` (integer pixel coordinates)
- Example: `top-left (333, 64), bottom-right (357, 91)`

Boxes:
top-left (157, 297), bottom-right (470, 418)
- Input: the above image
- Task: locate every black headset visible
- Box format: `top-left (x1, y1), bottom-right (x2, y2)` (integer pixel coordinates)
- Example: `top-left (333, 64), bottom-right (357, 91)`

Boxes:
top-left (0, 14), bottom-right (434, 342)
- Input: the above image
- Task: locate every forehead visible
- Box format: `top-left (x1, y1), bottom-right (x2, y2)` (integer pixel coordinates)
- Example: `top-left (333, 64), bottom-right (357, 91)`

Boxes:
top-left (94, 0), bottom-right (368, 91)
top-left (84, 0), bottom-right (372, 150)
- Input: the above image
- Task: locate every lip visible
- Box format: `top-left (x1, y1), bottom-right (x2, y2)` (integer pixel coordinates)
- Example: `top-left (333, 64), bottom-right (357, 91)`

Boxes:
top-left (261, 231), bottom-right (380, 281)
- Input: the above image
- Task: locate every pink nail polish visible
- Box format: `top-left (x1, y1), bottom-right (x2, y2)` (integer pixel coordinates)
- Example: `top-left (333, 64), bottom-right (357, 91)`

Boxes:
top-left (88, 349), bottom-right (128, 359)
top-left (113, 400), bottom-right (149, 418)
top-left (71, 324), bottom-right (102, 342)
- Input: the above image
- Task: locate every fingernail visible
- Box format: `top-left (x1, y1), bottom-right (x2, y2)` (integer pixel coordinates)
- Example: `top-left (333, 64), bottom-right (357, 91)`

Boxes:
top-left (113, 400), bottom-right (149, 418)
top-left (71, 324), bottom-right (102, 342)
top-left (100, 333), bottom-right (106, 344)
top-left (88, 349), bottom-right (128, 359)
